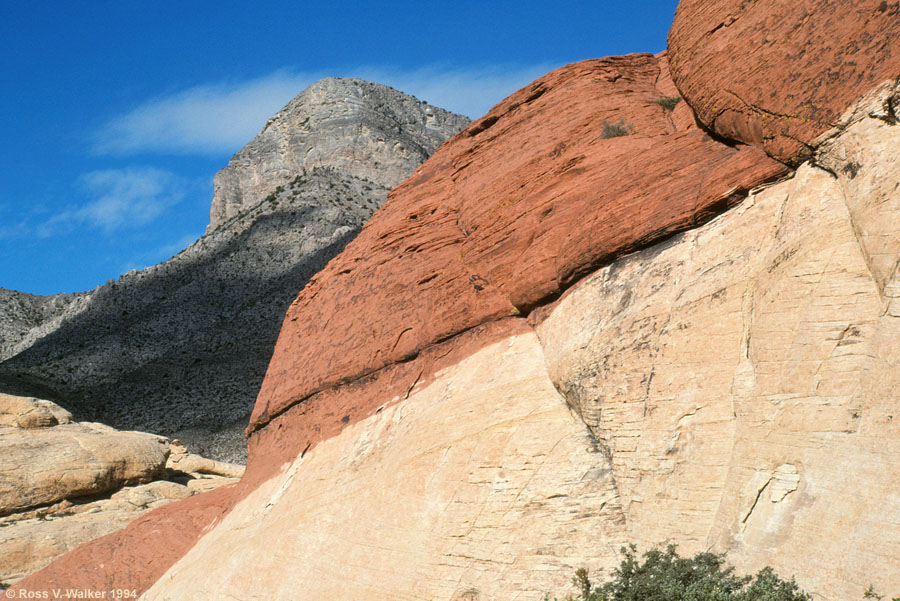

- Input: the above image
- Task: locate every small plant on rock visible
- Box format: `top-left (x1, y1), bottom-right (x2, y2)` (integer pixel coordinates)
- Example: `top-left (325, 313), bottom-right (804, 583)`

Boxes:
top-left (599, 118), bottom-right (633, 139)
top-left (651, 96), bottom-right (682, 111)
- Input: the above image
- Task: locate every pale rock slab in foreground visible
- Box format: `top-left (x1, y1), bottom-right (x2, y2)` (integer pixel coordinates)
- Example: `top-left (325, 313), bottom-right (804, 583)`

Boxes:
top-left (143, 333), bottom-right (627, 601)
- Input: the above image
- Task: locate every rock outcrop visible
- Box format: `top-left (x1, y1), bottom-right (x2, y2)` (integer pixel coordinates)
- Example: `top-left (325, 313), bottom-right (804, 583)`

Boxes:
top-left (0, 80), bottom-right (467, 462)
top-left (250, 54), bottom-right (786, 430)
top-left (0, 394), bottom-right (242, 585)
top-left (209, 77), bottom-right (468, 230)
top-left (667, 0), bottom-right (900, 163)
top-left (13, 5), bottom-right (900, 600)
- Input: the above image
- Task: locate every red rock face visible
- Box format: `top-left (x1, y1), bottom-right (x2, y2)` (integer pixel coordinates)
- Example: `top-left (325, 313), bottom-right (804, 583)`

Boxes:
top-left (11, 485), bottom-right (239, 595)
top-left (668, 0), bottom-right (900, 163)
top-left (250, 54), bottom-right (786, 431)
top-left (14, 54), bottom-right (787, 596)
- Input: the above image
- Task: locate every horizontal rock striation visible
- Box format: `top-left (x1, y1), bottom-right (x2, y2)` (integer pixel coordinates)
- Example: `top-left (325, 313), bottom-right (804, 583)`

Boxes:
top-left (667, 0), bottom-right (900, 163)
top-left (0, 80), bottom-right (467, 462)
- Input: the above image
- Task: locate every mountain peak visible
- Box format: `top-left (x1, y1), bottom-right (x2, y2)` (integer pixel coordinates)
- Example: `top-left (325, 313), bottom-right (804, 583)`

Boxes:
top-left (208, 77), bottom-right (470, 231)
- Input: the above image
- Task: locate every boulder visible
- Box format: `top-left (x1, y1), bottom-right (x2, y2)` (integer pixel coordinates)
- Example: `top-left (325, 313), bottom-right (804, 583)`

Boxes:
top-left (0, 393), bottom-right (71, 429)
top-left (0, 422), bottom-right (168, 515)
top-left (667, 0), bottom-right (900, 163)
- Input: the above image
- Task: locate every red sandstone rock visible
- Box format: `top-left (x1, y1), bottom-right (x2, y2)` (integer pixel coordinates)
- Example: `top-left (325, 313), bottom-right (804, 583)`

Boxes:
top-left (11, 484), bottom-right (238, 595)
top-left (15, 54), bottom-right (788, 596)
top-left (250, 54), bottom-right (786, 429)
top-left (667, 0), bottom-right (900, 163)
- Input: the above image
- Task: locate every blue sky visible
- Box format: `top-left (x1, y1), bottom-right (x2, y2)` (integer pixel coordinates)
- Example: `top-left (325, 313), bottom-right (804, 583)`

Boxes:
top-left (1, 1), bottom-right (678, 295)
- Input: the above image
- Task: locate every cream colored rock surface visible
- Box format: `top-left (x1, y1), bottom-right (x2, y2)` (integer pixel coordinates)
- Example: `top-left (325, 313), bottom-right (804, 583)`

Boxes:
top-left (143, 333), bottom-right (627, 601)
top-left (0, 422), bottom-right (169, 515)
top-left (166, 441), bottom-right (245, 478)
top-left (536, 82), bottom-right (900, 599)
top-left (0, 394), bottom-right (72, 429)
top-left (0, 510), bottom-right (142, 584)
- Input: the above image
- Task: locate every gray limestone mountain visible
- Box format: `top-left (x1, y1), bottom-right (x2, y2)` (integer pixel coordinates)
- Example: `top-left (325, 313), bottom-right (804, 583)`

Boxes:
top-left (209, 77), bottom-right (469, 231)
top-left (0, 78), bottom-right (469, 463)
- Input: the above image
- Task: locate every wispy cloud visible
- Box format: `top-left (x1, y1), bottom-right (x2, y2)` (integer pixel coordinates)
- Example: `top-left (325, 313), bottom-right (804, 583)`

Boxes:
top-left (37, 167), bottom-right (186, 237)
top-left (93, 71), bottom-right (316, 156)
top-left (92, 63), bottom-right (558, 157)
top-left (350, 63), bottom-right (558, 120)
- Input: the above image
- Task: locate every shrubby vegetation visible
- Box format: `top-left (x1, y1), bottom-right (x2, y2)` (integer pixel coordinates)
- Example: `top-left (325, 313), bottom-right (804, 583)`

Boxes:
top-left (599, 119), bottom-right (633, 139)
top-left (651, 96), bottom-right (682, 111)
top-left (549, 544), bottom-right (812, 601)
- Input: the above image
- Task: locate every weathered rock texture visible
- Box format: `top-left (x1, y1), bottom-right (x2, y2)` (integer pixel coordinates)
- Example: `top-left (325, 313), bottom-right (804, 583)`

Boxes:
top-left (0, 422), bottom-right (167, 515)
top-left (15, 14), bottom-right (900, 601)
top-left (250, 54), bottom-right (786, 430)
top-left (210, 77), bottom-right (468, 230)
top-left (537, 79), bottom-right (900, 599)
top-left (0, 80), bottom-right (467, 462)
top-left (667, 0), bottom-right (900, 163)
top-left (146, 331), bottom-right (628, 600)
top-left (0, 394), bottom-right (241, 585)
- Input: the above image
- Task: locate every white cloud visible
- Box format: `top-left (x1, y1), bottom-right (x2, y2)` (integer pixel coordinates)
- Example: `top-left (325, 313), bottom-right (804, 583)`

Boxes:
top-left (92, 63), bottom-right (558, 157)
top-left (349, 63), bottom-right (559, 119)
top-left (93, 71), bottom-right (317, 156)
top-left (38, 167), bottom-right (186, 236)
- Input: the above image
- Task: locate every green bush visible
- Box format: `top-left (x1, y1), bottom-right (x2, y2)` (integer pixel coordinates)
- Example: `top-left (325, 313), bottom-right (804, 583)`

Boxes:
top-left (559, 545), bottom-right (812, 601)
top-left (599, 118), bottom-right (633, 139)
top-left (651, 96), bottom-right (682, 111)
top-left (864, 585), bottom-right (900, 601)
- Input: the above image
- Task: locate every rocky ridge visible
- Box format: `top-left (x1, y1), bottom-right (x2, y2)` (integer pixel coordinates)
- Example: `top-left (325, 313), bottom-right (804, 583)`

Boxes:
top-left (209, 77), bottom-right (470, 230)
top-left (0, 79), bottom-right (468, 462)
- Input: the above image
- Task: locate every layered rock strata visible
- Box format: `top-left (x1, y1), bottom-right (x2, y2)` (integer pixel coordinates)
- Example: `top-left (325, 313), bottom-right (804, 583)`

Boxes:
top-left (14, 54), bottom-right (787, 598)
top-left (15, 10), bottom-right (900, 600)
top-left (137, 77), bottom-right (900, 601)
top-left (0, 80), bottom-right (467, 462)
top-left (0, 394), bottom-right (241, 585)
top-left (250, 54), bottom-right (786, 430)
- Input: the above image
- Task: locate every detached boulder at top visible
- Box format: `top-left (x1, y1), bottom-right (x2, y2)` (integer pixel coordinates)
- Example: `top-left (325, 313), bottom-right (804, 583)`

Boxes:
top-left (668, 0), bottom-right (900, 163)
